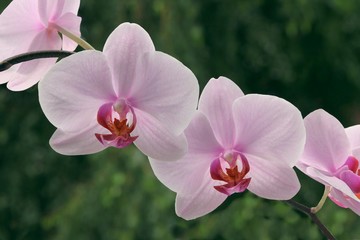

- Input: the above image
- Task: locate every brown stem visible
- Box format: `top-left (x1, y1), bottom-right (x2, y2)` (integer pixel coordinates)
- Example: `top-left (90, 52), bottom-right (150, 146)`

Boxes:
top-left (284, 199), bottom-right (335, 240)
top-left (0, 50), bottom-right (74, 72)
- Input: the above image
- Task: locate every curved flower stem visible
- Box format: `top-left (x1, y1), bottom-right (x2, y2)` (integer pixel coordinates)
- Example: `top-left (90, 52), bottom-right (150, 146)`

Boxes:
top-left (54, 24), bottom-right (95, 50)
top-left (284, 199), bottom-right (335, 240)
top-left (0, 50), bottom-right (74, 72)
top-left (311, 186), bottom-right (331, 214)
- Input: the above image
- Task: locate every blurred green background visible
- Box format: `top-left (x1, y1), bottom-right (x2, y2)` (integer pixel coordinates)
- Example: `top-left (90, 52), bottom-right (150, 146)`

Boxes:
top-left (1, 0), bottom-right (360, 239)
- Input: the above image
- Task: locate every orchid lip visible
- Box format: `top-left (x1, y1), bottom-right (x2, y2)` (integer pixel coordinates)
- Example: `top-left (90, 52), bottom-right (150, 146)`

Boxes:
top-left (335, 156), bottom-right (360, 199)
top-left (210, 151), bottom-right (251, 196)
top-left (95, 100), bottom-right (138, 148)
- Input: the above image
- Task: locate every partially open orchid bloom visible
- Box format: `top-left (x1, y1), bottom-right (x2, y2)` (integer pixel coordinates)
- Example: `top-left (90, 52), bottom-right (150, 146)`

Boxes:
top-left (0, 0), bottom-right (81, 91)
top-left (149, 76), bottom-right (305, 220)
top-left (297, 109), bottom-right (360, 215)
top-left (39, 23), bottom-right (199, 161)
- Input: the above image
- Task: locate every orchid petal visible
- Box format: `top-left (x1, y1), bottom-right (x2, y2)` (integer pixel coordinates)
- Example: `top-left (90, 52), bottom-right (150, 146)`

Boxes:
top-left (301, 109), bottom-right (351, 172)
top-left (0, 0), bottom-right (40, 36)
top-left (328, 188), bottom-right (348, 208)
top-left (232, 94), bottom-right (305, 166)
top-left (305, 167), bottom-right (360, 202)
top-left (133, 109), bottom-right (187, 161)
top-left (184, 112), bottom-right (223, 157)
top-left (38, 0), bottom-right (65, 25)
top-left (246, 154), bottom-right (300, 200)
top-left (39, 51), bottom-right (116, 132)
top-left (346, 125), bottom-right (360, 153)
top-left (352, 148), bottom-right (360, 161)
top-left (175, 178), bottom-right (227, 220)
top-left (56, 13), bottom-right (82, 51)
top-left (345, 195), bottom-right (360, 215)
top-left (50, 125), bottom-right (106, 155)
top-left (0, 68), bottom-right (17, 84)
top-left (7, 59), bottom-right (56, 91)
top-left (62, 0), bottom-right (81, 14)
top-left (149, 154), bottom-right (210, 196)
top-left (198, 77), bottom-right (244, 148)
top-left (130, 51), bottom-right (199, 134)
top-left (149, 111), bottom-right (222, 193)
top-left (6, 30), bottom-right (61, 91)
top-left (329, 188), bottom-right (360, 216)
top-left (103, 23), bottom-right (155, 96)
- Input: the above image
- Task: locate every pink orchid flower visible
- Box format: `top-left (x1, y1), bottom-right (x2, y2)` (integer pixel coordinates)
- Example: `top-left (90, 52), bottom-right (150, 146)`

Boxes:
top-left (39, 23), bottom-right (199, 161)
top-left (149, 76), bottom-right (305, 220)
top-left (0, 0), bottom-right (81, 91)
top-left (297, 109), bottom-right (360, 215)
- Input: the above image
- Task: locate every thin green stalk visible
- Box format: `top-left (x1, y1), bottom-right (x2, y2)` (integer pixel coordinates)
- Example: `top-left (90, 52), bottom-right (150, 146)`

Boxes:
top-left (55, 24), bottom-right (95, 50)
top-left (311, 186), bottom-right (331, 214)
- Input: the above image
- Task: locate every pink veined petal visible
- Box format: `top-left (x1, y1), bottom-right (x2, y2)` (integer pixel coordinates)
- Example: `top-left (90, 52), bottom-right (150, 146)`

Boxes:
top-left (346, 125), bottom-right (360, 152)
top-left (301, 109), bottom-right (351, 173)
top-left (246, 154), bottom-right (300, 200)
top-left (7, 58), bottom-right (57, 91)
top-left (61, 0), bottom-right (81, 14)
top-left (6, 30), bottom-right (61, 91)
top-left (50, 125), bottom-right (106, 155)
top-left (103, 22), bottom-right (155, 96)
top-left (175, 177), bottom-right (227, 220)
top-left (305, 167), bottom-right (360, 201)
top-left (38, 0), bottom-right (65, 25)
top-left (149, 111), bottom-right (222, 193)
top-left (0, 25), bottom-right (38, 61)
top-left (39, 50), bottom-right (117, 132)
top-left (0, 0), bottom-right (41, 35)
top-left (232, 94), bottom-right (305, 166)
top-left (184, 111), bottom-right (223, 157)
top-left (0, 68), bottom-right (17, 84)
top-left (329, 188), bottom-right (360, 216)
top-left (130, 51), bottom-right (199, 135)
top-left (198, 77), bottom-right (245, 148)
top-left (149, 154), bottom-right (211, 196)
top-left (352, 148), bottom-right (360, 161)
top-left (132, 108), bottom-right (187, 161)
top-left (345, 195), bottom-right (360, 216)
top-left (55, 13), bottom-right (82, 51)
top-left (329, 188), bottom-right (350, 208)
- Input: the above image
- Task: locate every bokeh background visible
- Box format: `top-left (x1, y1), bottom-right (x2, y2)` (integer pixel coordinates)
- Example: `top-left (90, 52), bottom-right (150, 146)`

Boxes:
top-left (1, 0), bottom-right (360, 239)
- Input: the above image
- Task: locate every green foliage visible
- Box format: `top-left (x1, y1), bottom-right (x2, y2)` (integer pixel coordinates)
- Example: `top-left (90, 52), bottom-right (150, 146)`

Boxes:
top-left (1, 0), bottom-right (360, 239)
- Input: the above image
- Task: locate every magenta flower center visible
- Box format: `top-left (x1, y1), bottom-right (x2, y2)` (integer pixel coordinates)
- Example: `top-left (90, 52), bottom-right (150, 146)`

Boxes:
top-left (337, 156), bottom-right (360, 199)
top-left (95, 99), bottom-right (138, 148)
top-left (210, 151), bottom-right (251, 196)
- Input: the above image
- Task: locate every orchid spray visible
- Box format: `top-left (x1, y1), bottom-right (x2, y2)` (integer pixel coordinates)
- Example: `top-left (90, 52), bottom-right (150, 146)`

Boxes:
top-left (1, 1), bottom-right (359, 239)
